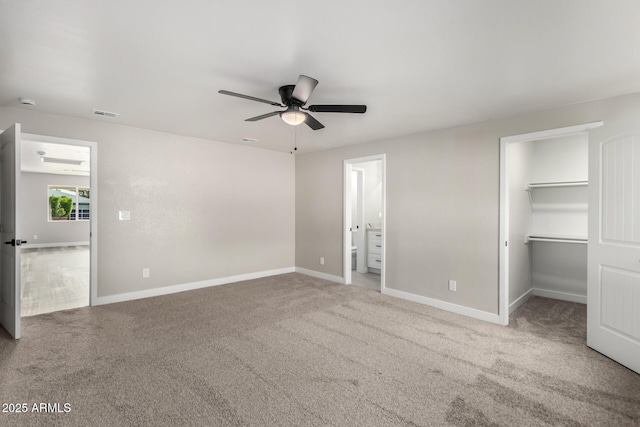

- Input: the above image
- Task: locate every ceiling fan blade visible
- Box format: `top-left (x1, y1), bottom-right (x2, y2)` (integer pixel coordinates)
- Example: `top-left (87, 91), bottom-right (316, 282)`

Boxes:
top-left (245, 111), bottom-right (281, 122)
top-left (304, 113), bottom-right (325, 130)
top-left (291, 75), bottom-right (319, 104)
top-left (307, 105), bottom-right (367, 113)
top-left (219, 90), bottom-right (283, 107)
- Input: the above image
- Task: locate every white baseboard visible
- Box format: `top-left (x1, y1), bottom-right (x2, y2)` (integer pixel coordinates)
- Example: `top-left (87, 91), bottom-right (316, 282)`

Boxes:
top-left (381, 287), bottom-right (501, 325)
top-left (532, 288), bottom-right (587, 304)
top-left (294, 269), bottom-right (500, 324)
top-left (22, 241), bottom-right (90, 249)
top-left (294, 267), bottom-right (345, 284)
top-left (509, 288), bottom-right (534, 314)
top-left (95, 267), bottom-right (295, 306)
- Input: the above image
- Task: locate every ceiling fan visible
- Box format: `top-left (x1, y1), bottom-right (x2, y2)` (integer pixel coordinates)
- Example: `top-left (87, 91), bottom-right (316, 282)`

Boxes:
top-left (218, 75), bottom-right (366, 130)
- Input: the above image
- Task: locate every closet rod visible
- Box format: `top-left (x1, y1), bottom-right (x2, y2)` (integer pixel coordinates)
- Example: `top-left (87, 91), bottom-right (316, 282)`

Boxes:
top-left (525, 235), bottom-right (588, 244)
top-left (526, 181), bottom-right (588, 190)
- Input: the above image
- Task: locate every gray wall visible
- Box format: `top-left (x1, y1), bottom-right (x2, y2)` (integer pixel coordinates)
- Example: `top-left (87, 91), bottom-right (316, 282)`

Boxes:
top-left (1, 106), bottom-right (295, 298)
top-left (21, 172), bottom-right (90, 245)
top-left (6, 91), bottom-right (640, 315)
top-left (295, 92), bottom-right (640, 315)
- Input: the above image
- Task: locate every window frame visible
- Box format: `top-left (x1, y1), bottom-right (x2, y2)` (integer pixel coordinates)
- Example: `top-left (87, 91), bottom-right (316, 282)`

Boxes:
top-left (47, 185), bottom-right (91, 222)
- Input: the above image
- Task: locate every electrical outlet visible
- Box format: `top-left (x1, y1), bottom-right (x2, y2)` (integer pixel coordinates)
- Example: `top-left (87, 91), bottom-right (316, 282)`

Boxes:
top-left (143, 268), bottom-right (150, 278)
top-left (33, 234), bottom-right (38, 240)
top-left (320, 257), bottom-right (325, 265)
top-left (448, 280), bottom-right (457, 292)
top-left (119, 211), bottom-right (131, 221)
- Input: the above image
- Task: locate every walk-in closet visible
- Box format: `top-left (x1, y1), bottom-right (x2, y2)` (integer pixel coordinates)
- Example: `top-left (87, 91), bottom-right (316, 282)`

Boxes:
top-left (507, 132), bottom-right (588, 312)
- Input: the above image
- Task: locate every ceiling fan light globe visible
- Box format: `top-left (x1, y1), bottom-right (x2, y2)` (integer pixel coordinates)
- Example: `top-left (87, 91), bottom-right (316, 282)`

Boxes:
top-left (281, 111), bottom-right (306, 126)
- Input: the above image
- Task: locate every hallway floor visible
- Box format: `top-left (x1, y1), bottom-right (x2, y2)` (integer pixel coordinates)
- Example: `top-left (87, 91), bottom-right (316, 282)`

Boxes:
top-left (351, 271), bottom-right (380, 291)
top-left (20, 246), bottom-right (90, 317)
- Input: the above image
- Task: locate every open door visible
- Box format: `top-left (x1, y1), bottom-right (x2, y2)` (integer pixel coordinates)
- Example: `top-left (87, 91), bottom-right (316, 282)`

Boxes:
top-left (587, 122), bottom-right (640, 374)
top-left (0, 124), bottom-right (22, 339)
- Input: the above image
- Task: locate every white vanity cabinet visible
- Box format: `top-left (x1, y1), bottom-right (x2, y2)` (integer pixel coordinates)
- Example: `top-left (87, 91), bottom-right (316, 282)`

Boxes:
top-left (367, 229), bottom-right (383, 272)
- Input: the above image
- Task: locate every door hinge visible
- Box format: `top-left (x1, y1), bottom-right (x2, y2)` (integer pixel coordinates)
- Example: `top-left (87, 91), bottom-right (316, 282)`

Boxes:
top-left (505, 241), bottom-right (508, 247)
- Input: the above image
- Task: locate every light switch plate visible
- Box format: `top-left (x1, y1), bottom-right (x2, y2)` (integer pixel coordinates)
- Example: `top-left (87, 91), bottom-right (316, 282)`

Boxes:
top-left (118, 211), bottom-right (131, 221)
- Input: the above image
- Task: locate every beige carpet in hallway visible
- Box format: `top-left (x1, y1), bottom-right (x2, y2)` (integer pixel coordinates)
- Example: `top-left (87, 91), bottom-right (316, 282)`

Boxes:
top-left (1, 273), bottom-right (638, 426)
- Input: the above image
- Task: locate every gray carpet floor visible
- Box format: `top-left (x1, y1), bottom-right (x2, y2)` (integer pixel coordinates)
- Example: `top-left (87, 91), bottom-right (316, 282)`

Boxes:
top-left (0, 273), bottom-right (638, 426)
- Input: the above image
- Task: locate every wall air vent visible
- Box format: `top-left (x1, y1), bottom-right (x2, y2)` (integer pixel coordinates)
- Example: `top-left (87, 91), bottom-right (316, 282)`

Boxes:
top-left (92, 109), bottom-right (119, 118)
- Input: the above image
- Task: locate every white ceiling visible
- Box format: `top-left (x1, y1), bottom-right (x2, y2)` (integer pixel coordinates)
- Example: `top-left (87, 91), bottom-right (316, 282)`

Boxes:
top-left (2, 1), bottom-right (640, 153)
top-left (21, 140), bottom-right (90, 176)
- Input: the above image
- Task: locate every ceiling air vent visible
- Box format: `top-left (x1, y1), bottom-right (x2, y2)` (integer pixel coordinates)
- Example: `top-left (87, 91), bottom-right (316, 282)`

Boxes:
top-left (92, 109), bottom-right (119, 118)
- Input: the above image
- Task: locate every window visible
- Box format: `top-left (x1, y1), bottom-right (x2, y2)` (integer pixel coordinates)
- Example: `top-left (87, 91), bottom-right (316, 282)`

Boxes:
top-left (48, 186), bottom-right (90, 221)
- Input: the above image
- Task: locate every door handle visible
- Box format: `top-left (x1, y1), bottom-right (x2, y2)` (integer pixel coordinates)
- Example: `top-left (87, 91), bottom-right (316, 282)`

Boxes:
top-left (4, 239), bottom-right (27, 246)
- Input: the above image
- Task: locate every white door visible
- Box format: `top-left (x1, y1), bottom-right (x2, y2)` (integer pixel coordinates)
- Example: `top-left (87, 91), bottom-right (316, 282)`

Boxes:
top-left (0, 124), bottom-right (22, 339)
top-left (587, 123), bottom-right (640, 374)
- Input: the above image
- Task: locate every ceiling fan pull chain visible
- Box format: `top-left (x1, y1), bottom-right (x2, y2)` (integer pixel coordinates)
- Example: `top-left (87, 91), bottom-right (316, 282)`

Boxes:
top-left (290, 126), bottom-right (298, 154)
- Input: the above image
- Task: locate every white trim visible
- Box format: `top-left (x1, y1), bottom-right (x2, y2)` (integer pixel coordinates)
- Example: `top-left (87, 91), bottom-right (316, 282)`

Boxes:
top-left (380, 155), bottom-right (386, 294)
top-left (295, 267), bottom-right (345, 284)
top-left (382, 287), bottom-right (501, 324)
top-left (500, 122), bottom-right (604, 144)
top-left (509, 288), bottom-right (534, 314)
top-left (343, 161), bottom-right (353, 284)
top-left (498, 121), bottom-right (603, 326)
top-left (352, 168), bottom-right (367, 274)
top-left (22, 241), bottom-right (89, 249)
top-left (532, 288), bottom-right (587, 304)
top-left (95, 267), bottom-right (295, 306)
top-left (499, 136), bottom-right (509, 325)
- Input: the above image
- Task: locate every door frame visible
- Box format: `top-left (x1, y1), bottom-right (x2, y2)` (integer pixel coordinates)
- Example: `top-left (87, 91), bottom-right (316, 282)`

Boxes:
top-left (21, 132), bottom-right (98, 307)
top-left (343, 154), bottom-right (386, 291)
top-left (351, 167), bottom-right (367, 274)
top-left (498, 122), bottom-right (603, 326)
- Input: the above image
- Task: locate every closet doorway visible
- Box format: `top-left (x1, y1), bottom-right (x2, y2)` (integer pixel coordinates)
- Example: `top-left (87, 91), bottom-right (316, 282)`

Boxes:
top-left (343, 154), bottom-right (386, 292)
top-left (498, 122), bottom-right (602, 326)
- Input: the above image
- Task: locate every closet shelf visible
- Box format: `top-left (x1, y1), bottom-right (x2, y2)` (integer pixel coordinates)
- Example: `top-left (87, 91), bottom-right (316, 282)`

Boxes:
top-left (525, 181), bottom-right (588, 190)
top-left (525, 234), bottom-right (588, 244)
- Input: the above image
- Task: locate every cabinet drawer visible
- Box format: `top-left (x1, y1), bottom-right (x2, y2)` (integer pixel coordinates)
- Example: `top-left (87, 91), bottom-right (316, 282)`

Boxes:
top-left (368, 231), bottom-right (383, 240)
top-left (367, 255), bottom-right (382, 268)
top-left (368, 241), bottom-right (383, 254)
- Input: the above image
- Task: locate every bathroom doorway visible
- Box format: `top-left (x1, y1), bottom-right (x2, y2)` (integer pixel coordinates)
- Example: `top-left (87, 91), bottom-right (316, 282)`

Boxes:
top-left (343, 154), bottom-right (386, 291)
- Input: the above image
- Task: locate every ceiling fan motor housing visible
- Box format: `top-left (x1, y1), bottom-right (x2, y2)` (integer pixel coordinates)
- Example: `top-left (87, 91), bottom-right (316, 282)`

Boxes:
top-left (279, 85), bottom-right (301, 106)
